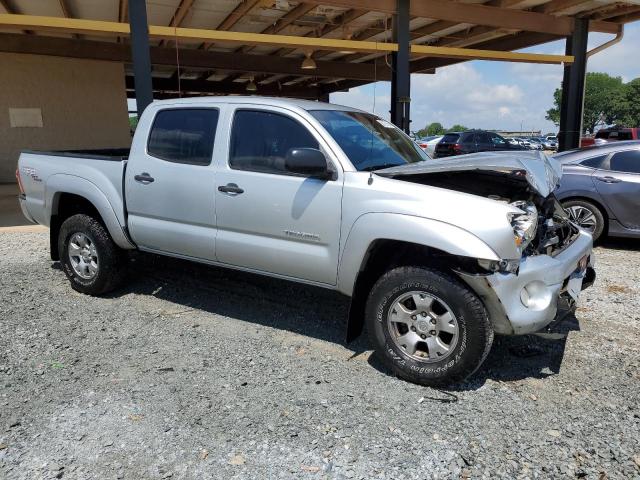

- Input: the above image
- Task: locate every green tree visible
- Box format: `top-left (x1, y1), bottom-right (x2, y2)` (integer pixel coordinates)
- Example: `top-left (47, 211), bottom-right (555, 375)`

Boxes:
top-left (546, 72), bottom-right (624, 134)
top-left (612, 77), bottom-right (640, 127)
top-left (447, 124), bottom-right (468, 132)
top-left (417, 122), bottom-right (445, 137)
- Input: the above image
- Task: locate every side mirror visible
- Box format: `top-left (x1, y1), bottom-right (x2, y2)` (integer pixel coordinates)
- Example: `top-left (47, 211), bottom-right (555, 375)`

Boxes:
top-left (285, 148), bottom-right (332, 179)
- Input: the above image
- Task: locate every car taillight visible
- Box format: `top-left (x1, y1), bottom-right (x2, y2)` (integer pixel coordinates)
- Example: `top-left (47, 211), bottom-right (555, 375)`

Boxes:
top-left (16, 168), bottom-right (25, 194)
top-left (453, 144), bottom-right (462, 153)
top-left (419, 143), bottom-right (427, 149)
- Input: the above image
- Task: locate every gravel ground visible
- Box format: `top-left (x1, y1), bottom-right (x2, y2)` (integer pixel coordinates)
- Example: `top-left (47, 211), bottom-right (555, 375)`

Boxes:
top-left (1, 231), bottom-right (639, 480)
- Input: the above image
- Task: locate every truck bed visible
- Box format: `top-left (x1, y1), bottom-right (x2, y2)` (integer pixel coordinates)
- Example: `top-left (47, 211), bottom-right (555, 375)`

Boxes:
top-left (21, 148), bottom-right (130, 161)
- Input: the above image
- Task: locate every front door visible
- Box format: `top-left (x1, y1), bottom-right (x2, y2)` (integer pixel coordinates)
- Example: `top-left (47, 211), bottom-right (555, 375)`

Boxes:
top-left (214, 106), bottom-right (343, 285)
top-left (592, 149), bottom-right (640, 230)
top-left (125, 107), bottom-right (220, 260)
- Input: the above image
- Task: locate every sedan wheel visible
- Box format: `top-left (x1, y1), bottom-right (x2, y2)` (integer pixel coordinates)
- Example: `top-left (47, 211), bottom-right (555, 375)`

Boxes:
top-left (562, 199), bottom-right (605, 241)
top-left (566, 205), bottom-right (597, 234)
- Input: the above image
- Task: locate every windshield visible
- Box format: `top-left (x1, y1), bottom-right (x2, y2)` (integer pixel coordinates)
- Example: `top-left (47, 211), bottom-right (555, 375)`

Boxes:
top-left (309, 110), bottom-right (429, 171)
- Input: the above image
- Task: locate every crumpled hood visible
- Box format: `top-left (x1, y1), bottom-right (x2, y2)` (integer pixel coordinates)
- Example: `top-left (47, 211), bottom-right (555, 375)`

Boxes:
top-left (376, 151), bottom-right (562, 197)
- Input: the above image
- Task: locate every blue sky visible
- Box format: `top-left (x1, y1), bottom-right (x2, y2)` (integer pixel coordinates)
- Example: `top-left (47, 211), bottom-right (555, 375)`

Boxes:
top-left (331, 21), bottom-right (640, 135)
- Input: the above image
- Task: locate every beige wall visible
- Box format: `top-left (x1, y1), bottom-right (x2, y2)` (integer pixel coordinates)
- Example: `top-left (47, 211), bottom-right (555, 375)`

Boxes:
top-left (0, 53), bottom-right (131, 183)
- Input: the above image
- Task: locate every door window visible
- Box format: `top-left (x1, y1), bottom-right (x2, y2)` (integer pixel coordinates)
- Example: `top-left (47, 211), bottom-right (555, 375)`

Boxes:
top-left (609, 150), bottom-right (640, 174)
top-left (147, 108), bottom-right (219, 165)
top-left (490, 133), bottom-right (507, 146)
top-left (229, 110), bottom-right (319, 175)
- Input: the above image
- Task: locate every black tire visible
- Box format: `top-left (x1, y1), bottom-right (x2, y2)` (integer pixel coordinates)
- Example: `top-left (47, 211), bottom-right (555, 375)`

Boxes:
top-left (58, 214), bottom-right (127, 295)
top-left (366, 267), bottom-right (493, 387)
top-left (562, 199), bottom-right (606, 241)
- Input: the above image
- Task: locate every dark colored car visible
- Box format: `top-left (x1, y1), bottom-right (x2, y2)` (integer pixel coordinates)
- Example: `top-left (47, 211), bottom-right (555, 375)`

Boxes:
top-left (554, 141), bottom-right (640, 240)
top-left (434, 130), bottom-right (525, 158)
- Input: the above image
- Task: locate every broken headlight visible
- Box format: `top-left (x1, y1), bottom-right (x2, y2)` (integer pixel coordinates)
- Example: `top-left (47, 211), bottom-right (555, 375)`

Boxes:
top-left (508, 201), bottom-right (538, 253)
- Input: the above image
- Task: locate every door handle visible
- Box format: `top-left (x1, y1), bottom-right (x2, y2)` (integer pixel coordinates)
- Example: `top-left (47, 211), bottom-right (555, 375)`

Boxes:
top-left (134, 172), bottom-right (155, 183)
top-left (595, 176), bottom-right (621, 183)
top-left (218, 183), bottom-right (244, 195)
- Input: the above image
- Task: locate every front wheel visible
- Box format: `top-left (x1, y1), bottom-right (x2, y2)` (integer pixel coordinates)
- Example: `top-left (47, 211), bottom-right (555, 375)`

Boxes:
top-left (58, 214), bottom-right (127, 295)
top-left (366, 267), bottom-right (493, 387)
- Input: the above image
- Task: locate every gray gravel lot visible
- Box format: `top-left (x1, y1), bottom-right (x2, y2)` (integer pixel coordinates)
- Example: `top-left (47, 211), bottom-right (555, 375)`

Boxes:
top-left (1, 230), bottom-right (639, 479)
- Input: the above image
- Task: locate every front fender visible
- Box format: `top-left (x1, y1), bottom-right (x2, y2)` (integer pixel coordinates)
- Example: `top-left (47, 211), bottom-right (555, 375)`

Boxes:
top-left (336, 213), bottom-right (500, 296)
top-left (46, 174), bottom-right (135, 249)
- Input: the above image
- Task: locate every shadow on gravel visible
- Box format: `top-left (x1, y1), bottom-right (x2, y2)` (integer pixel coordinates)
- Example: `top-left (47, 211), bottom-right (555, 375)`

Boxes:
top-left (103, 253), bottom-right (370, 356)
top-left (84, 252), bottom-right (581, 391)
top-left (598, 237), bottom-right (640, 251)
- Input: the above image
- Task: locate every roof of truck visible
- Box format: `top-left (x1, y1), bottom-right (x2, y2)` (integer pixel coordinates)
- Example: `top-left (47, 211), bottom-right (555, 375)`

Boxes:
top-left (150, 96), bottom-right (364, 113)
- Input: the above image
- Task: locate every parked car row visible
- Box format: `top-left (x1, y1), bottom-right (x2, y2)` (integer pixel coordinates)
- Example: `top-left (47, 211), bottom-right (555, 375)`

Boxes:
top-left (417, 131), bottom-right (557, 158)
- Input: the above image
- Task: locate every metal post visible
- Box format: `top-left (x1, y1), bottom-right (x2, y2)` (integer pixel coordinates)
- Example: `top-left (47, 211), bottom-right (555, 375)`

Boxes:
top-left (128, 0), bottom-right (153, 117)
top-left (391, 0), bottom-right (410, 133)
top-left (558, 18), bottom-right (589, 151)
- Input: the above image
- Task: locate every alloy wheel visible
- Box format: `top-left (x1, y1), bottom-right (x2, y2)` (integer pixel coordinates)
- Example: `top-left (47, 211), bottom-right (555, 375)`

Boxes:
top-left (387, 291), bottom-right (459, 363)
top-left (68, 232), bottom-right (99, 280)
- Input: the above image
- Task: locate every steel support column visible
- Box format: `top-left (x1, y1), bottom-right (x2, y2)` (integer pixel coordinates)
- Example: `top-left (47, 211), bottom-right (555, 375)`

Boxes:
top-left (128, 0), bottom-right (154, 117)
top-left (558, 18), bottom-right (589, 151)
top-left (391, 0), bottom-right (410, 133)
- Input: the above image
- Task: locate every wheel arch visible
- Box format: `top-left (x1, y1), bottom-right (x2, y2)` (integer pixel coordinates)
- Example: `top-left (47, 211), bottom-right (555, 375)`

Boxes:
top-left (47, 176), bottom-right (135, 260)
top-left (341, 214), bottom-right (499, 343)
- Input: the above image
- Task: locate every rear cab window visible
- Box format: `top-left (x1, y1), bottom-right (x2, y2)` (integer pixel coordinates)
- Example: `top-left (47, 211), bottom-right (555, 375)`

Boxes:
top-left (147, 108), bottom-right (219, 165)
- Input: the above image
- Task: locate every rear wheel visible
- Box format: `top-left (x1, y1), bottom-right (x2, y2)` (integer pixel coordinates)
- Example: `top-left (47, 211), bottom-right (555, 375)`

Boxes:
top-left (366, 266), bottom-right (493, 387)
top-left (562, 199), bottom-right (605, 241)
top-left (58, 214), bottom-right (127, 295)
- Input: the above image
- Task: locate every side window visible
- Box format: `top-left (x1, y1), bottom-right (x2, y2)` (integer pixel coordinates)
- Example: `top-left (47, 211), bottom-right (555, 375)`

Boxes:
top-left (477, 132), bottom-right (491, 144)
top-left (229, 110), bottom-right (319, 175)
top-left (609, 150), bottom-right (640, 174)
top-left (461, 133), bottom-right (475, 144)
top-left (147, 109), bottom-right (219, 165)
top-left (490, 133), bottom-right (506, 145)
top-left (580, 154), bottom-right (608, 169)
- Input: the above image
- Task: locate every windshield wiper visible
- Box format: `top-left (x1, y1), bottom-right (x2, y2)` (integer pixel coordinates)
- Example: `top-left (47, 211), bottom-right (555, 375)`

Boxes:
top-left (361, 163), bottom-right (404, 172)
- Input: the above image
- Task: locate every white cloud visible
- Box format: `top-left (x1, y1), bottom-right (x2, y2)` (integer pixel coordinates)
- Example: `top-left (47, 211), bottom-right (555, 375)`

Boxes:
top-left (331, 63), bottom-right (553, 133)
top-left (329, 22), bottom-right (640, 135)
top-left (587, 26), bottom-right (640, 82)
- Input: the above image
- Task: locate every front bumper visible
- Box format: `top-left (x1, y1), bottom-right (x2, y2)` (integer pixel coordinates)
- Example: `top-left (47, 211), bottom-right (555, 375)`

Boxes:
top-left (458, 229), bottom-right (594, 335)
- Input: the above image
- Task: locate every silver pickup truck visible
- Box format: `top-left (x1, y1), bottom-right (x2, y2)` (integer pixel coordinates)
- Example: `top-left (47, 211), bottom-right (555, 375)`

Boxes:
top-left (17, 97), bottom-right (595, 386)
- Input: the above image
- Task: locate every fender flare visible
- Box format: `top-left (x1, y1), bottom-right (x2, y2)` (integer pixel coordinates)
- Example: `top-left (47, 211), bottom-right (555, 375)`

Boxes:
top-left (337, 213), bottom-right (500, 296)
top-left (46, 174), bottom-right (135, 249)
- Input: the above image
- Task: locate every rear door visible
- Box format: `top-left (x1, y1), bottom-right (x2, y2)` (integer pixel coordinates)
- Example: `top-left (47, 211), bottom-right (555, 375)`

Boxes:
top-left (475, 132), bottom-right (493, 152)
top-left (592, 149), bottom-right (640, 230)
top-left (125, 107), bottom-right (220, 260)
top-left (214, 105), bottom-right (344, 285)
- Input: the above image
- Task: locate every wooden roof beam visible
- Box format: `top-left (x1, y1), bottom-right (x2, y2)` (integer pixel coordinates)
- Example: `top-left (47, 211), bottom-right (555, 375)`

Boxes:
top-left (159, 0), bottom-right (195, 47)
top-left (200, 0), bottom-right (262, 50)
top-left (304, 0), bottom-right (618, 35)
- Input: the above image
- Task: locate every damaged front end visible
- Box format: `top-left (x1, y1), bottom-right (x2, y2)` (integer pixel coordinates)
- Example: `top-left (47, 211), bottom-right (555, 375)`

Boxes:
top-left (377, 151), bottom-right (579, 259)
top-left (376, 151), bottom-right (594, 335)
